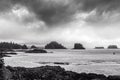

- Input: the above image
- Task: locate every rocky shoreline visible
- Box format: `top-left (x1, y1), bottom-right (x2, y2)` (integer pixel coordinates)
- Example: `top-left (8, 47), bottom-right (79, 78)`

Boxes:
top-left (4, 66), bottom-right (120, 80)
top-left (0, 57), bottom-right (120, 80)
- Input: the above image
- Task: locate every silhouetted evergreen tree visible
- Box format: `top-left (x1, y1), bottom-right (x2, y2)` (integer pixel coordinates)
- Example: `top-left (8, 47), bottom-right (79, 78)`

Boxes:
top-left (0, 42), bottom-right (28, 49)
top-left (22, 44), bottom-right (28, 49)
top-left (31, 45), bottom-right (37, 49)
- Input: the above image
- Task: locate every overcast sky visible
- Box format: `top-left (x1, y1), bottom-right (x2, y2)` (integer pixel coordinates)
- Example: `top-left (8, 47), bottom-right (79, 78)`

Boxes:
top-left (0, 0), bottom-right (120, 48)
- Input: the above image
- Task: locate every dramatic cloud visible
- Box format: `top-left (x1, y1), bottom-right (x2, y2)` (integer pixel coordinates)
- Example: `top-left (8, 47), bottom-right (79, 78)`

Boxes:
top-left (0, 0), bottom-right (120, 26)
top-left (9, 0), bottom-right (76, 26)
top-left (0, 0), bottom-right (120, 48)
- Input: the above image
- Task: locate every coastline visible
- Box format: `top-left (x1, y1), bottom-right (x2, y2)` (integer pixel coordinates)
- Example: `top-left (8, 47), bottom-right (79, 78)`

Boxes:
top-left (4, 49), bottom-right (120, 76)
top-left (5, 65), bottom-right (120, 80)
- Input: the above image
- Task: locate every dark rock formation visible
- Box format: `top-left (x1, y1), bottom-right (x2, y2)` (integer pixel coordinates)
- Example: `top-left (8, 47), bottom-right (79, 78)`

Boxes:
top-left (108, 45), bottom-right (118, 49)
top-left (0, 48), bottom-right (17, 57)
top-left (4, 52), bottom-right (17, 55)
top-left (45, 41), bottom-right (66, 49)
top-left (53, 62), bottom-right (69, 65)
top-left (0, 59), bottom-right (4, 80)
top-left (95, 47), bottom-right (104, 49)
top-left (0, 53), bottom-right (6, 80)
top-left (5, 65), bottom-right (120, 80)
top-left (0, 49), bottom-right (14, 57)
top-left (107, 75), bottom-right (120, 80)
top-left (73, 43), bottom-right (85, 49)
top-left (26, 49), bottom-right (47, 53)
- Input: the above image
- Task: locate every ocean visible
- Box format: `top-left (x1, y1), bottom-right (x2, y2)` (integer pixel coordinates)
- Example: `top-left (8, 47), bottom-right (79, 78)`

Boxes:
top-left (4, 49), bottom-right (120, 75)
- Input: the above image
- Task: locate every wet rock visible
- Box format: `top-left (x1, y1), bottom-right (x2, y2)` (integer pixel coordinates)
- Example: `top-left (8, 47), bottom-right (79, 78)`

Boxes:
top-left (5, 65), bottom-right (120, 80)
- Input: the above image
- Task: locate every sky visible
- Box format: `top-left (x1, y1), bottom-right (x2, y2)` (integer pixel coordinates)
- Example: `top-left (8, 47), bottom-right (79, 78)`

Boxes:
top-left (0, 0), bottom-right (120, 48)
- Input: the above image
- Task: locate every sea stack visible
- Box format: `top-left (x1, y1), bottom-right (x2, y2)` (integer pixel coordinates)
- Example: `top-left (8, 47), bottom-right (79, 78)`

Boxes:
top-left (108, 45), bottom-right (118, 49)
top-left (73, 43), bottom-right (85, 49)
top-left (45, 41), bottom-right (66, 49)
top-left (95, 47), bottom-right (104, 49)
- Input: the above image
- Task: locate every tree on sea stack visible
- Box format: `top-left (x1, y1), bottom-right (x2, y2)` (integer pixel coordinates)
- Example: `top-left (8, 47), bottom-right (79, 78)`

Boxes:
top-left (31, 45), bottom-right (37, 49)
top-left (45, 41), bottom-right (66, 49)
top-left (22, 44), bottom-right (28, 49)
top-left (74, 43), bottom-right (85, 49)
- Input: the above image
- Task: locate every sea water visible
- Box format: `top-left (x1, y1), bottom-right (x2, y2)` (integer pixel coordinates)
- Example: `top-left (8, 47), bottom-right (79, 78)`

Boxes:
top-left (4, 49), bottom-right (120, 75)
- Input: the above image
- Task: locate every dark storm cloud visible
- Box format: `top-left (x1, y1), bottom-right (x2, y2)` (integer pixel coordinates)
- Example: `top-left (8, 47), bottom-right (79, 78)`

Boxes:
top-left (78, 0), bottom-right (120, 21)
top-left (1, 0), bottom-right (120, 26)
top-left (10, 0), bottom-right (77, 26)
top-left (0, 0), bottom-right (12, 12)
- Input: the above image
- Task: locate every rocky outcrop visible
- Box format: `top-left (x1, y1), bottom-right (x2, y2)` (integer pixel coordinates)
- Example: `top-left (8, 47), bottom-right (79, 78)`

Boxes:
top-left (26, 49), bottom-right (47, 53)
top-left (0, 59), bottom-right (4, 80)
top-left (45, 41), bottom-right (66, 49)
top-left (5, 65), bottom-right (120, 80)
top-left (108, 45), bottom-right (118, 49)
top-left (95, 47), bottom-right (104, 49)
top-left (73, 43), bottom-right (85, 49)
